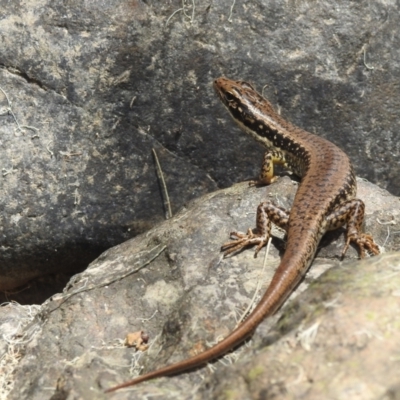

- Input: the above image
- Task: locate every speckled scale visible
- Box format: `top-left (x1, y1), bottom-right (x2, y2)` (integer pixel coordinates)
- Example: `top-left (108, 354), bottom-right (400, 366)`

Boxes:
top-left (214, 76), bottom-right (378, 308)
top-left (214, 76), bottom-right (357, 217)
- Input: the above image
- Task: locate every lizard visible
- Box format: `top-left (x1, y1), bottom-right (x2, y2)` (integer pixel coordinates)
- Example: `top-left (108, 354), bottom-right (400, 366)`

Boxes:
top-left (105, 77), bottom-right (380, 393)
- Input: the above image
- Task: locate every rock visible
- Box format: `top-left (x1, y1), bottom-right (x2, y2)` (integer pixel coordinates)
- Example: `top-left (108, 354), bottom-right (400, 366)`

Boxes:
top-left (1, 0), bottom-right (400, 295)
top-left (6, 177), bottom-right (400, 399)
top-left (205, 251), bottom-right (400, 400)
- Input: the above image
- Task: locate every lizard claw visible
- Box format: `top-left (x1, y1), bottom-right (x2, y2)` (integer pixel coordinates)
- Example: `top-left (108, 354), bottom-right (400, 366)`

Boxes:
top-left (341, 233), bottom-right (380, 259)
top-left (221, 229), bottom-right (269, 257)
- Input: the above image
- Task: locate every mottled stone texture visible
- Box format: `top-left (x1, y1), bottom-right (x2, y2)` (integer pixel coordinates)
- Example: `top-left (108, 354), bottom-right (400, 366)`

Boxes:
top-left (0, 3), bottom-right (399, 295)
top-left (4, 177), bottom-right (399, 399)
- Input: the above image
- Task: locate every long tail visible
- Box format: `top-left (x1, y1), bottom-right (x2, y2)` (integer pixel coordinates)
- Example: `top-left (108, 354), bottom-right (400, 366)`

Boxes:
top-left (105, 255), bottom-right (306, 393)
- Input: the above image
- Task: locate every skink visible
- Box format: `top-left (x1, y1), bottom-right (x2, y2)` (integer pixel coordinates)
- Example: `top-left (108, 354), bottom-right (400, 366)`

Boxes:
top-left (105, 77), bottom-right (379, 393)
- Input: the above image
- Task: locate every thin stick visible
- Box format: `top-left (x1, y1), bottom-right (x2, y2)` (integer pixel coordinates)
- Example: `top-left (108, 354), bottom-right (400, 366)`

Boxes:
top-left (44, 244), bottom-right (167, 315)
top-left (363, 46), bottom-right (374, 70)
top-left (228, 0), bottom-right (236, 22)
top-left (237, 237), bottom-right (272, 325)
top-left (0, 85), bottom-right (39, 134)
top-left (152, 148), bottom-right (172, 219)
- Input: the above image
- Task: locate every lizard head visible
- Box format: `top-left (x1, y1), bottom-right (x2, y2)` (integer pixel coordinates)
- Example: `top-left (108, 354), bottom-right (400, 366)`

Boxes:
top-left (213, 77), bottom-right (275, 124)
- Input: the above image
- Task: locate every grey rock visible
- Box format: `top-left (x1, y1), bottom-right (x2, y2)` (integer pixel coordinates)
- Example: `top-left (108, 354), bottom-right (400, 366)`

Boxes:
top-left (0, 0), bottom-right (399, 294)
top-left (6, 177), bottom-right (399, 399)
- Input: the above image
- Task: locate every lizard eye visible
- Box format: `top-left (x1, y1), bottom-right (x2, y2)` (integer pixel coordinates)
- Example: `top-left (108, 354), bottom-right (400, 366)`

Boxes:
top-left (223, 91), bottom-right (236, 102)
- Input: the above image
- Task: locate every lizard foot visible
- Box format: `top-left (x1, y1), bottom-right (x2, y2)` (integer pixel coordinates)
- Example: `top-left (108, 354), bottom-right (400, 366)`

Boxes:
top-left (221, 228), bottom-right (269, 257)
top-left (341, 232), bottom-right (380, 259)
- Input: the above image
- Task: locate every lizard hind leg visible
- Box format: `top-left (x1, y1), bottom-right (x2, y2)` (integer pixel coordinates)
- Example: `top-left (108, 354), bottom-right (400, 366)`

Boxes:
top-left (325, 198), bottom-right (380, 259)
top-left (221, 201), bottom-right (289, 257)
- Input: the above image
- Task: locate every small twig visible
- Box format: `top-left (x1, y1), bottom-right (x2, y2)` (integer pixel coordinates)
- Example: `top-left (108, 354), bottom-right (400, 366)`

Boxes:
top-left (363, 46), bottom-right (374, 70)
top-left (166, 7), bottom-right (184, 26)
top-left (382, 226), bottom-right (390, 248)
top-left (111, 118), bottom-right (121, 130)
top-left (190, 0), bottom-right (195, 24)
top-left (165, 0), bottom-right (195, 26)
top-left (136, 309), bottom-right (158, 323)
top-left (21, 125), bottom-right (39, 133)
top-left (261, 83), bottom-right (268, 98)
top-left (228, 0), bottom-right (236, 22)
top-left (0, 85), bottom-right (21, 131)
top-left (298, 321), bottom-right (320, 351)
top-left (152, 148), bottom-right (172, 219)
top-left (0, 85), bottom-right (39, 134)
top-left (45, 140), bottom-right (54, 158)
top-left (181, 0), bottom-right (192, 21)
top-left (377, 217), bottom-right (396, 225)
top-left (44, 244), bottom-right (167, 315)
top-left (237, 237), bottom-right (272, 326)
top-left (74, 188), bottom-right (80, 206)
top-left (59, 150), bottom-right (83, 159)
top-left (2, 167), bottom-right (14, 177)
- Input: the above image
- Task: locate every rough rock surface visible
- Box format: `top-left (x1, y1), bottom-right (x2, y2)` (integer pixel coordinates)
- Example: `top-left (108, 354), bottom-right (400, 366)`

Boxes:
top-left (4, 177), bottom-right (399, 400)
top-left (1, 1), bottom-right (400, 295)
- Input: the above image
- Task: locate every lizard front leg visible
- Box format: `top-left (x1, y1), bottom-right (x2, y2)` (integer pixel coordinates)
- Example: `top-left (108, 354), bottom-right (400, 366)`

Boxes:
top-left (221, 201), bottom-right (289, 257)
top-left (222, 149), bottom-right (290, 257)
top-left (250, 150), bottom-right (289, 186)
top-left (325, 198), bottom-right (380, 258)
